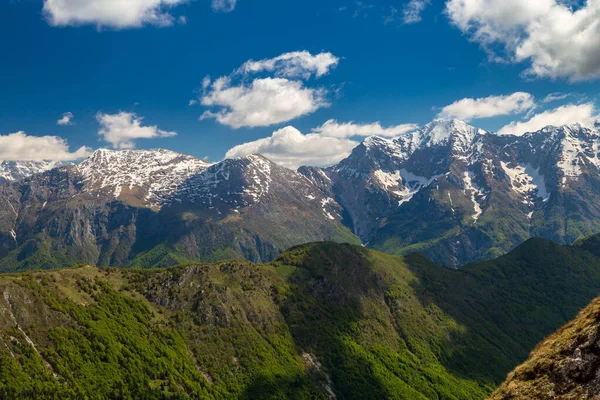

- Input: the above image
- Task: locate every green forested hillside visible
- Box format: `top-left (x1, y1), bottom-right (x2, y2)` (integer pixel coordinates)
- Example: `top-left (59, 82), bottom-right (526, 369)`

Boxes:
top-left (2, 238), bottom-right (600, 399)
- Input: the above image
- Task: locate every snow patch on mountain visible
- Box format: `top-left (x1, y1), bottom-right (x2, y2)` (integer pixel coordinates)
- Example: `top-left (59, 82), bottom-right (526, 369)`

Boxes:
top-left (321, 198), bottom-right (336, 220)
top-left (501, 162), bottom-right (549, 205)
top-left (396, 169), bottom-right (445, 206)
top-left (373, 170), bottom-right (401, 191)
top-left (463, 171), bottom-right (486, 222)
top-left (558, 142), bottom-right (582, 186)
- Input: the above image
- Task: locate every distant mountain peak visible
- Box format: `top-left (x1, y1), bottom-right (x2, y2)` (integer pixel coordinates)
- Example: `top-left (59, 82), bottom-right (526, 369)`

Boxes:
top-left (76, 148), bottom-right (211, 208)
top-left (416, 118), bottom-right (485, 147)
top-left (362, 135), bottom-right (395, 147)
top-left (230, 153), bottom-right (276, 166)
top-left (0, 160), bottom-right (64, 183)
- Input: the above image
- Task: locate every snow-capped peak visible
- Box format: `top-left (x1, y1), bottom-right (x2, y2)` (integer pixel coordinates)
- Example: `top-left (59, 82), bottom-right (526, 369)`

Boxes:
top-left (377, 118), bottom-right (487, 163)
top-left (75, 148), bottom-right (212, 207)
top-left (0, 160), bottom-right (64, 183)
top-left (411, 119), bottom-right (485, 148)
top-left (363, 135), bottom-right (396, 148)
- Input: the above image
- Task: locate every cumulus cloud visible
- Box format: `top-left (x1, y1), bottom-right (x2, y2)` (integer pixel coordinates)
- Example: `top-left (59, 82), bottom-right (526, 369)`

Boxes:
top-left (403, 0), bottom-right (430, 24)
top-left (498, 103), bottom-right (597, 135)
top-left (311, 119), bottom-right (418, 138)
top-left (97, 111), bottom-right (177, 149)
top-left (57, 112), bottom-right (74, 126)
top-left (438, 92), bottom-right (535, 121)
top-left (198, 51), bottom-right (339, 128)
top-left (225, 126), bottom-right (358, 169)
top-left (201, 78), bottom-right (328, 128)
top-left (43, 0), bottom-right (187, 29)
top-left (0, 132), bottom-right (91, 161)
top-left (445, 0), bottom-right (600, 81)
top-left (212, 0), bottom-right (237, 12)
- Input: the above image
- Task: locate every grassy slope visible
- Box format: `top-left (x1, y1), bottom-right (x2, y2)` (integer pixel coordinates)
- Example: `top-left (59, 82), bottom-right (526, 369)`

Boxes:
top-left (1, 238), bottom-right (600, 398)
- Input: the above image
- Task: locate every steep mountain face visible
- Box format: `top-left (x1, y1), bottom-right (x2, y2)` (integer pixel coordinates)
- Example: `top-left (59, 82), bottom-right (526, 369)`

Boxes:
top-left (0, 150), bottom-right (357, 271)
top-left (0, 161), bottom-right (63, 183)
top-left (491, 295), bottom-right (600, 399)
top-left (306, 119), bottom-right (600, 266)
top-left (3, 239), bottom-right (600, 399)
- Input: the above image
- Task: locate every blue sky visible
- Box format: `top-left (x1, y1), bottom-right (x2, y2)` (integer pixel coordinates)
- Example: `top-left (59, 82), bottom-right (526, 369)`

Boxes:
top-left (2, 0), bottom-right (600, 168)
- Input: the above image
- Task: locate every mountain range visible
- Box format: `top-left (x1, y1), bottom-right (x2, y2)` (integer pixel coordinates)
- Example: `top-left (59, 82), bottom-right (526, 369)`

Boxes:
top-left (3, 119), bottom-right (600, 270)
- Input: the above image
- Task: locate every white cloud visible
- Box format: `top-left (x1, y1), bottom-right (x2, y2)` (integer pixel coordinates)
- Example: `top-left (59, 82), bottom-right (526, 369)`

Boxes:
top-left (0, 132), bottom-right (91, 161)
top-left (97, 111), bottom-right (177, 149)
top-left (238, 51), bottom-right (339, 79)
top-left (225, 126), bottom-right (358, 169)
top-left (498, 103), bottom-right (597, 135)
top-left (403, 0), bottom-right (430, 24)
top-left (311, 119), bottom-right (418, 138)
top-left (212, 0), bottom-right (237, 12)
top-left (43, 0), bottom-right (187, 29)
top-left (438, 92), bottom-right (535, 121)
top-left (57, 112), bottom-right (74, 126)
top-left (201, 78), bottom-right (327, 129)
top-left (199, 51), bottom-right (338, 128)
top-left (543, 92), bottom-right (571, 103)
top-left (445, 0), bottom-right (600, 81)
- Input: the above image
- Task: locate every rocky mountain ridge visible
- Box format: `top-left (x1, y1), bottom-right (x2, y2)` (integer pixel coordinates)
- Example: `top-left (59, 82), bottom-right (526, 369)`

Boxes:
top-left (3, 118), bottom-right (600, 268)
